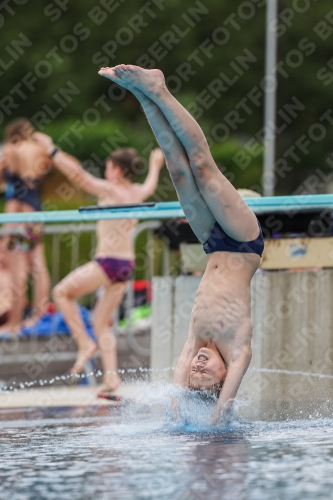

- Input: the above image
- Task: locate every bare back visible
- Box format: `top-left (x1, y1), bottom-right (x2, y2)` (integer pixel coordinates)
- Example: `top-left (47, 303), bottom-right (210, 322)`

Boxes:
top-left (4, 140), bottom-right (50, 213)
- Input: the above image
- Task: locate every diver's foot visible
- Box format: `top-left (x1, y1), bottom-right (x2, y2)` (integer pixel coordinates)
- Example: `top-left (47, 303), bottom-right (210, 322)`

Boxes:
top-left (97, 374), bottom-right (121, 394)
top-left (99, 66), bottom-right (151, 98)
top-left (70, 341), bottom-right (98, 375)
top-left (98, 66), bottom-right (139, 93)
top-left (107, 64), bottom-right (165, 96)
top-left (98, 66), bottom-right (124, 85)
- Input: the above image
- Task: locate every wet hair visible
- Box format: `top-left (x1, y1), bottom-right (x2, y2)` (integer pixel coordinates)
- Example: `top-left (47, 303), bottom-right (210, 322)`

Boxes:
top-left (189, 383), bottom-right (222, 401)
top-left (4, 118), bottom-right (34, 144)
top-left (188, 387), bottom-right (220, 404)
top-left (109, 147), bottom-right (141, 180)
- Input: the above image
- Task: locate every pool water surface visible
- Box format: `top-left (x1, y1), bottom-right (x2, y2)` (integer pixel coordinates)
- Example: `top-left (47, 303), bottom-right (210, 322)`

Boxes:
top-left (1, 400), bottom-right (333, 500)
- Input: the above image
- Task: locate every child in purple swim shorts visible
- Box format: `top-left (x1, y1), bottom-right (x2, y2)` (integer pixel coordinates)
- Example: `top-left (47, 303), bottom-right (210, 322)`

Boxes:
top-left (35, 131), bottom-right (164, 392)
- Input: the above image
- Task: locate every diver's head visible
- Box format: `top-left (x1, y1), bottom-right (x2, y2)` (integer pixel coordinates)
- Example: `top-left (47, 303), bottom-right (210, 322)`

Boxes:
top-left (189, 344), bottom-right (227, 395)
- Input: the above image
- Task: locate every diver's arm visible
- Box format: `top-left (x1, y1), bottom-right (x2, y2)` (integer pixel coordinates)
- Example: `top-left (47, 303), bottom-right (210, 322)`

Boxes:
top-left (212, 346), bottom-right (252, 424)
top-left (173, 341), bottom-right (196, 387)
top-left (172, 340), bottom-right (197, 420)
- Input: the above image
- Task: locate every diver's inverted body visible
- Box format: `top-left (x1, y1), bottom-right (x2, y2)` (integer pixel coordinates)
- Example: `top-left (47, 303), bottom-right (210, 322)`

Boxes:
top-left (98, 64), bottom-right (264, 422)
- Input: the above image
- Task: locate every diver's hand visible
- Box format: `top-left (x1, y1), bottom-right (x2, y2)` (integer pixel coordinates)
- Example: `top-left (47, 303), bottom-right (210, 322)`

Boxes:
top-left (211, 400), bottom-right (233, 426)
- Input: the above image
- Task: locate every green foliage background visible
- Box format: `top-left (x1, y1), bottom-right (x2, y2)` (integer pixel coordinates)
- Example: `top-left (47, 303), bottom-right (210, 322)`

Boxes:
top-left (1, 0), bottom-right (333, 195)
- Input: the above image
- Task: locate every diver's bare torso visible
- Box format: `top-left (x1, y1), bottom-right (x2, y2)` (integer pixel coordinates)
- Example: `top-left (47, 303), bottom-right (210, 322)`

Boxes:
top-left (190, 251), bottom-right (260, 366)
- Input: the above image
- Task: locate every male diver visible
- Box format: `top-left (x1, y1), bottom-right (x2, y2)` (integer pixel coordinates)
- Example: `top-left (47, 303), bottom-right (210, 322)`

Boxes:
top-left (98, 64), bottom-right (264, 422)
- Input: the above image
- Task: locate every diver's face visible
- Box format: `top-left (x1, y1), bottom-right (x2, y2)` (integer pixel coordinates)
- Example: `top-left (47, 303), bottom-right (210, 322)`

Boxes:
top-left (190, 347), bottom-right (227, 391)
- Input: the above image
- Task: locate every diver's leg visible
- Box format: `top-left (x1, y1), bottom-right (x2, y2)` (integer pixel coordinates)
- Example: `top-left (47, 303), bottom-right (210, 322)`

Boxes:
top-left (101, 65), bottom-right (259, 242)
top-left (99, 68), bottom-right (215, 243)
